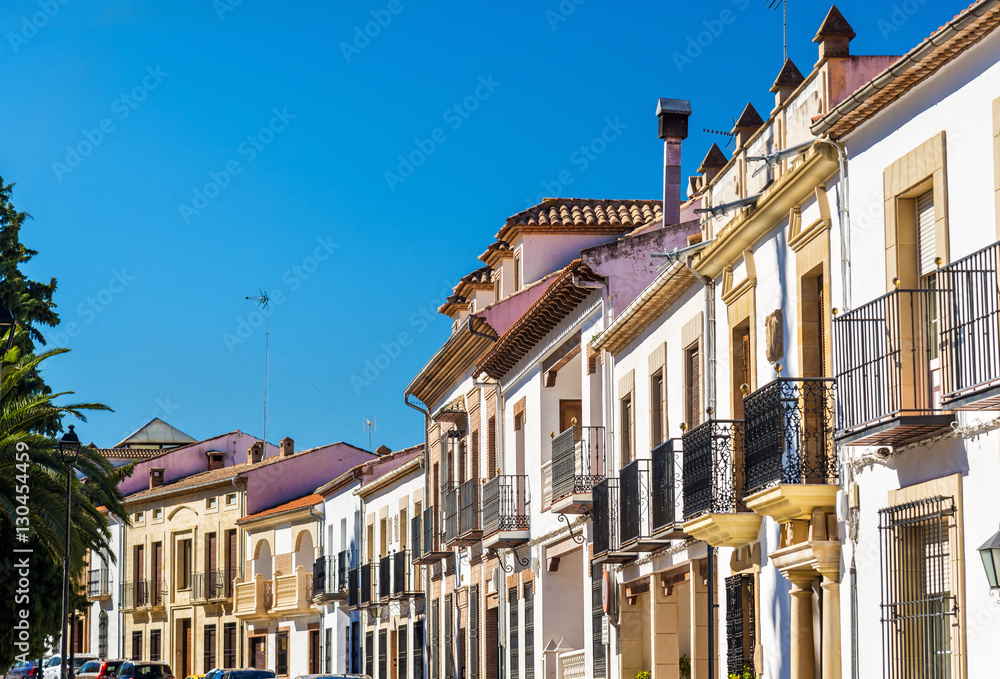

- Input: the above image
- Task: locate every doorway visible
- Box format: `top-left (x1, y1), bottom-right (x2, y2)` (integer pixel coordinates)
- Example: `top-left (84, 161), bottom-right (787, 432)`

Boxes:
top-left (178, 619), bottom-right (192, 678)
top-left (250, 636), bottom-right (267, 669)
top-left (559, 399), bottom-right (582, 432)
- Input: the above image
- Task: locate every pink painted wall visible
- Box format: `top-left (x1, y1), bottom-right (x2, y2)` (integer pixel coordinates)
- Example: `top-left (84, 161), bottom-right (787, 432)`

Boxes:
top-left (243, 443), bottom-right (375, 515)
top-left (119, 432), bottom-right (278, 496)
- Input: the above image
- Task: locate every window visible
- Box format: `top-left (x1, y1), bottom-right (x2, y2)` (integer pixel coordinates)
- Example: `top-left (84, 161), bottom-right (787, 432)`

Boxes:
top-left (444, 594), bottom-right (454, 679)
top-left (413, 620), bottom-right (424, 679)
top-left (650, 370), bottom-right (665, 447)
top-left (399, 625), bottom-right (408, 679)
top-left (732, 325), bottom-right (751, 420)
top-left (153, 508), bottom-right (162, 521)
top-left (276, 630), bottom-right (289, 676)
top-left (204, 625), bottom-right (216, 673)
top-left (524, 583), bottom-right (534, 679)
top-left (324, 628), bottom-right (332, 674)
top-left (207, 497), bottom-right (218, 509)
top-left (226, 493), bottom-right (237, 506)
top-left (135, 512), bottom-right (144, 523)
top-left (725, 574), bottom-right (755, 677)
top-left (132, 631), bottom-right (143, 660)
top-left (513, 252), bottom-right (521, 291)
top-left (177, 538), bottom-right (193, 590)
top-left (879, 496), bottom-right (956, 679)
top-left (494, 273), bottom-right (502, 301)
top-left (99, 611), bottom-right (109, 659)
top-left (400, 508), bottom-right (408, 551)
top-left (620, 393), bottom-right (633, 465)
top-left (431, 600), bottom-right (440, 679)
top-left (469, 585), bottom-right (480, 679)
top-left (487, 416), bottom-right (497, 479)
top-left (592, 568), bottom-right (606, 677)
top-left (351, 621), bottom-right (361, 675)
top-left (685, 343), bottom-right (702, 427)
top-left (224, 623), bottom-right (237, 668)
top-left (150, 629), bottom-right (161, 662)
top-left (365, 632), bottom-right (373, 679)
top-left (378, 629), bottom-right (387, 679)
top-left (509, 587), bottom-right (519, 679)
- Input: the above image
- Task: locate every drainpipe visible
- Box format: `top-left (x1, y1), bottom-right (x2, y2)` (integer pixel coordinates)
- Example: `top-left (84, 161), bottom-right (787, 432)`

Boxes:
top-left (403, 392), bottom-right (430, 679)
top-left (232, 476), bottom-right (246, 668)
top-left (119, 516), bottom-right (125, 658)
top-left (818, 137), bottom-right (852, 311)
top-left (309, 504), bottom-right (325, 666)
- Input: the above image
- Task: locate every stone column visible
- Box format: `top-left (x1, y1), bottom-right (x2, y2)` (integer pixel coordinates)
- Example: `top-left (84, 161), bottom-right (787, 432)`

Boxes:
top-left (788, 573), bottom-right (816, 679)
top-left (820, 575), bottom-right (841, 679)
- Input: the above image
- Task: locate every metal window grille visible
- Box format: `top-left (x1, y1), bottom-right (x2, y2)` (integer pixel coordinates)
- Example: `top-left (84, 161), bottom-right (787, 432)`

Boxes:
top-left (378, 629), bottom-right (387, 679)
top-left (509, 587), bottom-right (519, 679)
top-left (150, 630), bottom-right (161, 662)
top-left (276, 631), bottom-right (289, 676)
top-left (414, 619), bottom-right (425, 679)
top-left (98, 610), bottom-right (108, 658)
top-left (879, 496), bottom-right (956, 679)
top-left (132, 631), bottom-right (142, 661)
top-left (591, 569), bottom-right (606, 678)
top-left (725, 574), bottom-right (755, 677)
top-left (223, 623), bottom-right (236, 668)
top-left (399, 625), bottom-right (408, 679)
top-left (524, 583), bottom-right (534, 679)
top-left (204, 625), bottom-right (216, 673)
top-left (365, 632), bottom-right (374, 679)
top-left (324, 628), bottom-right (332, 675)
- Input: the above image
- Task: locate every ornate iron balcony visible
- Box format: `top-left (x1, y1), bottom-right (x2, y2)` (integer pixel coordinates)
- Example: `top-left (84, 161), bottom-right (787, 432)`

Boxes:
top-left (191, 569), bottom-right (229, 602)
top-left (834, 287), bottom-right (953, 445)
top-left (378, 554), bottom-right (391, 599)
top-left (482, 475), bottom-right (529, 546)
top-left (551, 425), bottom-right (606, 510)
top-left (313, 550), bottom-right (353, 601)
top-left (938, 240), bottom-right (1000, 408)
top-left (457, 478), bottom-right (482, 542)
top-left (682, 419), bottom-right (744, 520)
top-left (743, 377), bottom-right (836, 496)
top-left (651, 439), bottom-right (681, 534)
top-left (592, 477), bottom-right (621, 559)
top-left (443, 485), bottom-right (459, 545)
top-left (619, 458), bottom-right (670, 551)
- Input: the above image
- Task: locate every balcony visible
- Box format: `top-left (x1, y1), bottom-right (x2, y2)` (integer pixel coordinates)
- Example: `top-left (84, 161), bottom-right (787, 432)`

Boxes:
top-left (357, 563), bottom-right (376, 607)
top-left (620, 459), bottom-right (671, 552)
top-left (482, 475), bottom-right (530, 548)
top-left (234, 573), bottom-right (273, 621)
top-left (313, 550), bottom-right (352, 602)
top-left (122, 579), bottom-right (166, 611)
top-left (413, 506), bottom-right (449, 564)
top-left (680, 419), bottom-right (761, 548)
top-left (742, 378), bottom-right (839, 524)
top-left (650, 439), bottom-right (687, 540)
top-left (938, 241), bottom-right (1000, 410)
top-left (456, 478), bottom-right (483, 545)
top-left (191, 569), bottom-right (231, 603)
top-left (443, 485), bottom-right (459, 546)
top-left (348, 567), bottom-right (359, 607)
top-left (834, 287), bottom-right (954, 446)
top-left (592, 478), bottom-right (634, 565)
top-left (550, 426), bottom-right (606, 514)
top-left (271, 566), bottom-right (317, 616)
top-left (87, 568), bottom-right (110, 600)
top-left (390, 550), bottom-right (422, 597)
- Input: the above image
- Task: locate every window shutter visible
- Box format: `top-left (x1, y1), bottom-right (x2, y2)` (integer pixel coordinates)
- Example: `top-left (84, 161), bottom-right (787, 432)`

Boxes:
top-left (742, 332), bottom-right (752, 391)
top-left (690, 347), bottom-right (702, 426)
top-left (917, 190), bottom-right (937, 276)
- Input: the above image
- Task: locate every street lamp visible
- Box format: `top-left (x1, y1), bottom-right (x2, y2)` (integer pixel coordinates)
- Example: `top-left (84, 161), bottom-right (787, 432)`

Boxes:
top-left (58, 425), bottom-right (81, 679)
top-left (978, 524), bottom-right (1000, 591)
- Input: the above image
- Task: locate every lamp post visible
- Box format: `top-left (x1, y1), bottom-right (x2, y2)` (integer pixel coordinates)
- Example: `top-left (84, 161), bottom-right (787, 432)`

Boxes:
top-left (979, 524), bottom-right (1000, 593)
top-left (58, 425), bottom-right (81, 679)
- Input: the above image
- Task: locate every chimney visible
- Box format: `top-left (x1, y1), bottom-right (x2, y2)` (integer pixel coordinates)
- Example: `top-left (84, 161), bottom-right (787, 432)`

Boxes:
top-left (280, 437), bottom-right (294, 457)
top-left (375, 445), bottom-right (392, 457)
top-left (656, 98), bottom-right (692, 227)
top-left (148, 468), bottom-right (165, 490)
top-left (207, 451), bottom-right (225, 471)
top-left (813, 5), bottom-right (855, 63)
top-left (731, 103), bottom-right (764, 149)
top-left (770, 58), bottom-right (805, 109)
top-left (249, 441), bottom-right (265, 464)
top-left (697, 143), bottom-right (728, 185)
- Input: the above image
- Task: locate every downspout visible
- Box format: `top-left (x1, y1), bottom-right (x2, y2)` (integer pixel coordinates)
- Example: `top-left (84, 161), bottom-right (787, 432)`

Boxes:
top-left (403, 392), bottom-right (430, 679)
top-left (232, 475), bottom-right (246, 668)
top-left (309, 503), bottom-right (325, 668)
top-left (119, 515), bottom-right (125, 658)
top-left (818, 137), bottom-right (852, 311)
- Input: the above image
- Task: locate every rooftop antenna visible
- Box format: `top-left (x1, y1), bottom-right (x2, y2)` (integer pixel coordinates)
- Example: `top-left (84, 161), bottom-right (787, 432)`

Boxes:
top-left (245, 290), bottom-right (270, 452)
top-left (703, 119), bottom-right (738, 150)
top-left (364, 417), bottom-right (376, 452)
top-left (766, 0), bottom-right (787, 63)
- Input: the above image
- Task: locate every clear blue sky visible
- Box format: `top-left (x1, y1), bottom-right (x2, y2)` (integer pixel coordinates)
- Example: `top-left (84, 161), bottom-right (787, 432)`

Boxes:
top-left (0, 0), bottom-right (963, 452)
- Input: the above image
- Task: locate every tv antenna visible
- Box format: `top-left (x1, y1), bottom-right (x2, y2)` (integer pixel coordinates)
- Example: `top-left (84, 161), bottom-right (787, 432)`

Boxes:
top-left (766, 0), bottom-right (788, 63)
top-left (703, 118), bottom-right (738, 150)
top-left (246, 290), bottom-right (270, 451)
top-left (364, 417), bottom-right (376, 452)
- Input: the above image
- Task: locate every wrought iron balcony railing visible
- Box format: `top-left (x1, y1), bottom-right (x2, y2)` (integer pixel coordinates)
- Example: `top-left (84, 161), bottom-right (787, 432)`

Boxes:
top-left (122, 579), bottom-right (167, 610)
top-left (443, 487), bottom-right (460, 545)
top-left (834, 287), bottom-right (953, 444)
top-left (378, 554), bottom-right (391, 599)
top-left (651, 439), bottom-right (680, 533)
top-left (482, 475), bottom-right (529, 542)
top-left (87, 568), bottom-right (110, 599)
top-left (191, 569), bottom-right (230, 602)
top-left (359, 563), bottom-right (375, 606)
top-left (743, 377), bottom-right (836, 496)
top-left (938, 240), bottom-right (1000, 408)
top-left (348, 567), bottom-right (359, 607)
top-left (414, 505), bottom-right (449, 563)
top-left (313, 550), bottom-right (352, 600)
top-left (411, 514), bottom-right (422, 559)
top-left (391, 550), bottom-right (421, 596)
top-left (592, 477), bottom-right (622, 559)
top-left (458, 478), bottom-right (482, 541)
top-left (620, 459), bottom-right (668, 550)
top-left (682, 419), bottom-right (745, 520)
top-left (551, 426), bottom-right (606, 508)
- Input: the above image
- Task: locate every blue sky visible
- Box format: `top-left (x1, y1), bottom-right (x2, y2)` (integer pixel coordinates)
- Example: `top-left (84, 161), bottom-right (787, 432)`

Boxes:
top-left (0, 0), bottom-right (963, 452)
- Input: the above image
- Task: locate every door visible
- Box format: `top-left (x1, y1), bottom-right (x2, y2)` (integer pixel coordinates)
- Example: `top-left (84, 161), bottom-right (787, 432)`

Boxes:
top-left (152, 542), bottom-right (163, 605)
top-left (390, 631), bottom-right (398, 679)
top-left (206, 533), bottom-right (218, 597)
top-left (308, 629), bottom-right (320, 674)
top-left (559, 399), bottom-right (582, 433)
top-left (250, 637), bottom-right (266, 669)
top-left (227, 530), bottom-right (238, 597)
top-left (135, 545), bottom-right (145, 607)
top-left (180, 619), bottom-right (192, 678)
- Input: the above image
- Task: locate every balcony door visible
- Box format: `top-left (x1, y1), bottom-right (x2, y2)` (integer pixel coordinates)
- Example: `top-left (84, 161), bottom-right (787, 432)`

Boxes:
top-left (917, 190), bottom-right (944, 410)
top-left (559, 400), bottom-right (581, 433)
top-left (227, 530), bottom-right (238, 596)
top-left (206, 532), bottom-right (218, 597)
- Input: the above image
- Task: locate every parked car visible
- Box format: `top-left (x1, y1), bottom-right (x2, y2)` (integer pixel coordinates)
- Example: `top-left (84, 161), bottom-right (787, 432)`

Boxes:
top-left (117, 663), bottom-right (173, 679)
top-left (43, 656), bottom-right (99, 679)
top-left (218, 671), bottom-right (277, 679)
top-left (77, 660), bottom-right (127, 679)
top-left (6, 659), bottom-right (43, 679)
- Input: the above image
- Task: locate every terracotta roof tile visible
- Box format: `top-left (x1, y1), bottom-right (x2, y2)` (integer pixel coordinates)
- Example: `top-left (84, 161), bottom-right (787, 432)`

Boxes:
top-left (497, 199), bottom-right (662, 240)
top-left (237, 493), bottom-right (322, 523)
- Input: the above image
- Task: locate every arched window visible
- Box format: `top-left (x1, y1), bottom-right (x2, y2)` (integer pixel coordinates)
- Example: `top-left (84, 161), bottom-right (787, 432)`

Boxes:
top-left (98, 610), bottom-right (108, 658)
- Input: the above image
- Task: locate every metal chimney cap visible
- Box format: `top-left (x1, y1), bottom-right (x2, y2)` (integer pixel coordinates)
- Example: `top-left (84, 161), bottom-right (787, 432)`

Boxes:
top-left (656, 98), bottom-right (692, 117)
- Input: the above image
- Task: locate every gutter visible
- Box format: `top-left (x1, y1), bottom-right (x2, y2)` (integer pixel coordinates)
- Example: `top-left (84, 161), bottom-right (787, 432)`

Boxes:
top-left (812, 0), bottom-right (1000, 136)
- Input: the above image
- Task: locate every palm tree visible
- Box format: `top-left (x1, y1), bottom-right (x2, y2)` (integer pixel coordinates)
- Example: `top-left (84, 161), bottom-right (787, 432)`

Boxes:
top-left (0, 333), bottom-right (128, 572)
